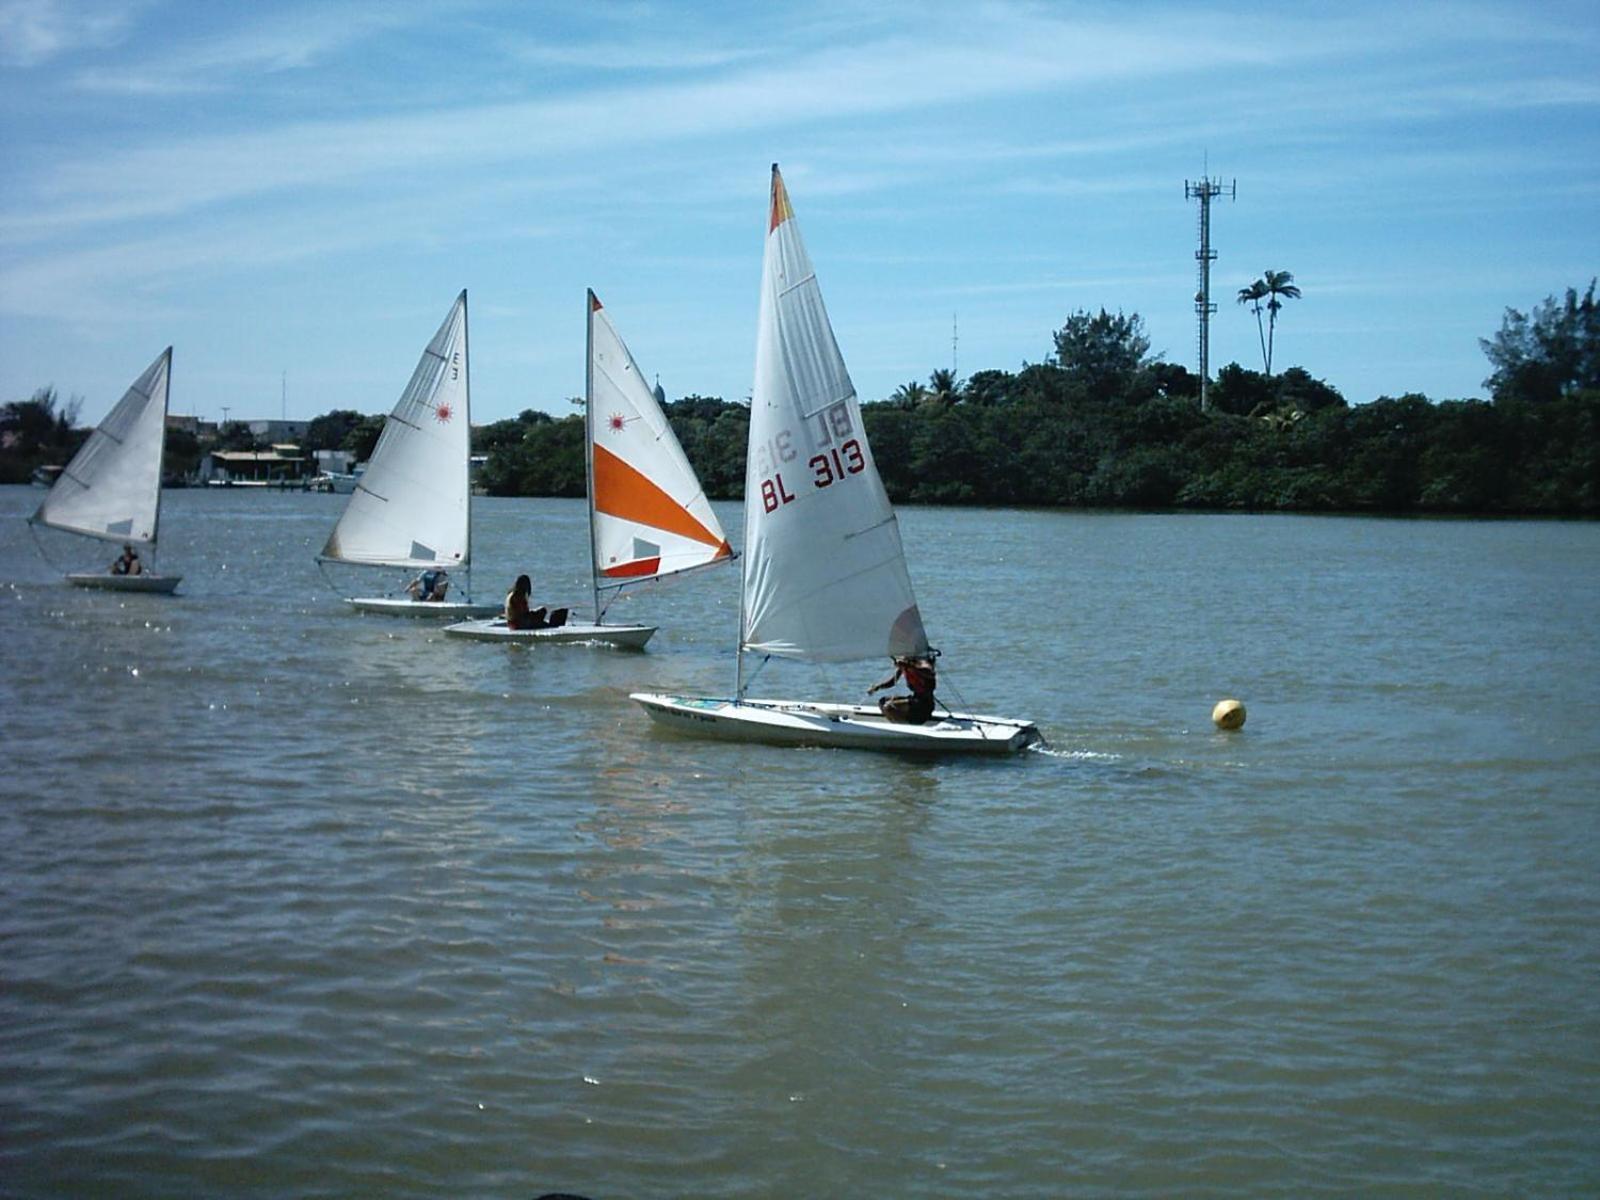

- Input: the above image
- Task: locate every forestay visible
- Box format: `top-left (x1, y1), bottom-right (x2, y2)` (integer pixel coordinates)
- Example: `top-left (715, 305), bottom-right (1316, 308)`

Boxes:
top-left (587, 290), bottom-right (732, 590)
top-left (34, 347), bottom-right (171, 544)
top-left (741, 166), bottom-right (928, 664)
top-left (322, 292), bottom-right (471, 568)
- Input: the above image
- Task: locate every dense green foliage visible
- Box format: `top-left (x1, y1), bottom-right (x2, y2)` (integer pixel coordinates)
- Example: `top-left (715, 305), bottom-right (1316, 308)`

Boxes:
top-left (10, 284), bottom-right (1596, 513)
top-left (1051, 309), bottom-right (1151, 400)
top-left (469, 287), bottom-right (1597, 514)
top-left (468, 372), bottom-right (1595, 514)
top-left (303, 409), bottom-right (365, 452)
top-left (212, 422), bottom-right (262, 451)
top-left (0, 388), bottom-right (86, 484)
top-left (1480, 280), bottom-right (1599, 404)
top-left (475, 409), bottom-right (588, 497)
top-left (163, 428), bottom-right (201, 479)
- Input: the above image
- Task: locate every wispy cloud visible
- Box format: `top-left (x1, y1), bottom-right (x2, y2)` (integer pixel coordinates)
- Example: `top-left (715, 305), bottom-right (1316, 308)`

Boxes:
top-left (0, 169), bottom-right (587, 323)
top-left (3, 8), bottom-right (1289, 238)
top-left (0, 0), bottom-right (141, 67)
top-left (498, 33), bottom-right (761, 73)
top-left (66, 2), bottom-right (458, 94)
top-left (24, 2), bottom-right (1588, 242)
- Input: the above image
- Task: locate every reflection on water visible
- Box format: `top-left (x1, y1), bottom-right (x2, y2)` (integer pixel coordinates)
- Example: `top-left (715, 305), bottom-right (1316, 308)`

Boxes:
top-left (2, 487), bottom-right (1598, 1197)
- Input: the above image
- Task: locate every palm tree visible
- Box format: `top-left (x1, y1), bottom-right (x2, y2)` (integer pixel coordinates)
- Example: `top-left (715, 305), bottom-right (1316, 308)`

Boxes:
top-left (1237, 279), bottom-right (1269, 373)
top-left (927, 368), bottom-right (960, 406)
top-left (1261, 269), bottom-right (1301, 375)
top-left (890, 380), bottom-right (928, 410)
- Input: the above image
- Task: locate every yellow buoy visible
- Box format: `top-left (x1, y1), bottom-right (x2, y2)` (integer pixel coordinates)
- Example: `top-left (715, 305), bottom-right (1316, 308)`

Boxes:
top-left (1212, 698), bottom-right (1246, 730)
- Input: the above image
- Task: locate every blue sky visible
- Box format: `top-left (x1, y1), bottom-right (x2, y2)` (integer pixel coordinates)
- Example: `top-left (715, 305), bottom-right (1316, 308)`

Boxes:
top-left (2, 0), bottom-right (1597, 427)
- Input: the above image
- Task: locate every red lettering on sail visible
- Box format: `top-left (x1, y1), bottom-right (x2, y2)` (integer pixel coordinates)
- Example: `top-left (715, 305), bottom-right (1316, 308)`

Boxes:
top-left (761, 473), bottom-right (798, 512)
top-left (809, 440), bottom-right (864, 491)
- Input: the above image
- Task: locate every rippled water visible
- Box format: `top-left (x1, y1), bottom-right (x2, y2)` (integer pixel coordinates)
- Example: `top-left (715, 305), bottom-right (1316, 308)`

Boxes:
top-left (3, 486), bottom-right (1597, 1197)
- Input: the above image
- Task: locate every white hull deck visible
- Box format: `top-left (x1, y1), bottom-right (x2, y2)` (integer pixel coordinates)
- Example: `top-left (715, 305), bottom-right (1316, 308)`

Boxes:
top-left (443, 618), bottom-right (655, 650)
top-left (345, 597), bottom-right (501, 619)
top-left (630, 693), bottom-right (1042, 755)
top-left (67, 572), bottom-right (181, 594)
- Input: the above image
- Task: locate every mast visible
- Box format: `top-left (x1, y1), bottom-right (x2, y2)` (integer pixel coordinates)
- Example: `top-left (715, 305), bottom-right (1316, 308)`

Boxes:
top-left (460, 289), bottom-right (472, 599)
top-left (734, 525), bottom-right (748, 701)
top-left (737, 163), bottom-right (781, 701)
top-left (151, 346), bottom-right (173, 572)
top-left (735, 559), bottom-right (747, 701)
top-left (585, 289), bottom-right (603, 625)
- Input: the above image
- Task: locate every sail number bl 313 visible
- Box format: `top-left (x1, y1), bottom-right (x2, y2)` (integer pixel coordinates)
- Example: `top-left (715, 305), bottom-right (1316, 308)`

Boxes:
top-left (756, 401), bottom-right (865, 514)
top-left (758, 437), bottom-right (865, 512)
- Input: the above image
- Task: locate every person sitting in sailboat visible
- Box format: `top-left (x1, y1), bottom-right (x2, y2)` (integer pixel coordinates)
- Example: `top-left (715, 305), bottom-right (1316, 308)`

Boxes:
top-left (868, 653), bottom-right (938, 725)
top-left (110, 543), bottom-right (143, 576)
top-left (504, 574), bottom-right (567, 630)
top-left (407, 567), bottom-right (449, 602)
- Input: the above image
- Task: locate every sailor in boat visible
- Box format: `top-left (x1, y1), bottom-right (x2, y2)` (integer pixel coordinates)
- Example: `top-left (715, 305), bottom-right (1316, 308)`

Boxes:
top-left (407, 567), bottom-right (450, 602)
top-left (504, 574), bottom-right (568, 630)
top-left (110, 543), bottom-right (143, 576)
top-left (868, 653), bottom-right (938, 725)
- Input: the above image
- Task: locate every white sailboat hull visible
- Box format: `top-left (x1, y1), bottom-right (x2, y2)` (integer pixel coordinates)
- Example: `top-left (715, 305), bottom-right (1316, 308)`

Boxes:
top-left (630, 693), bottom-right (1042, 755)
top-left (67, 572), bottom-right (181, 594)
top-left (345, 597), bottom-right (500, 619)
top-left (443, 618), bottom-right (655, 649)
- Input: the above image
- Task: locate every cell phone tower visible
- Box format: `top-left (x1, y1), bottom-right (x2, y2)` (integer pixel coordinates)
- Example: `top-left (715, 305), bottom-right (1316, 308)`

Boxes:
top-left (1185, 173), bottom-right (1235, 412)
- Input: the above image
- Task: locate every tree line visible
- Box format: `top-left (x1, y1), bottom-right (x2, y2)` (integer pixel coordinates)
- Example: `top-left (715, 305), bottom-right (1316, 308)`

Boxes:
top-left (5, 280), bottom-right (1595, 513)
top-left (475, 280), bottom-right (1597, 514)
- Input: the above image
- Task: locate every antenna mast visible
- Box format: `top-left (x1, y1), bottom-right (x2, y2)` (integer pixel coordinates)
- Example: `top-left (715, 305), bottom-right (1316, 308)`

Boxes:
top-left (1184, 173), bottom-right (1235, 412)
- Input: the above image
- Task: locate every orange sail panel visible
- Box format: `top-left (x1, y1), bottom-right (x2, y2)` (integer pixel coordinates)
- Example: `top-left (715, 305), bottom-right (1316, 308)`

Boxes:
top-left (593, 443), bottom-right (728, 551)
top-left (602, 556), bottom-right (662, 578)
top-left (769, 164), bottom-right (794, 232)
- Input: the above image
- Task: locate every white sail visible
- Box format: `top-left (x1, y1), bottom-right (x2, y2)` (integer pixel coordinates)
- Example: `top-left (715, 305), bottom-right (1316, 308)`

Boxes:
top-left (322, 292), bottom-right (471, 568)
top-left (740, 166), bottom-right (928, 664)
top-left (587, 290), bottom-right (732, 590)
top-left (629, 165), bottom-right (1042, 753)
top-left (33, 347), bottom-right (171, 545)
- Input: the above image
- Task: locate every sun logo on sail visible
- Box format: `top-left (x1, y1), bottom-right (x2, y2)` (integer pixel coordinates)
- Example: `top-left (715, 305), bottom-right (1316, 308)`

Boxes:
top-left (434, 403), bottom-right (452, 423)
top-left (608, 412), bottom-right (629, 433)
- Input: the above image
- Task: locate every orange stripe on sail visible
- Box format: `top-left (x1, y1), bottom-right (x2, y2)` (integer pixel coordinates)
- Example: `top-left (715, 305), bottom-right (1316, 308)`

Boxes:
top-left (603, 556), bottom-right (660, 578)
top-left (593, 443), bottom-right (724, 548)
top-left (769, 164), bottom-right (793, 232)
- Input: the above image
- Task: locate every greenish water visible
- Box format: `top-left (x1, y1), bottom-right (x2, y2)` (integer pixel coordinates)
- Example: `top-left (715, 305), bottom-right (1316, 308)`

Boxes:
top-left (2, 486), bottom-right (1597, 1197)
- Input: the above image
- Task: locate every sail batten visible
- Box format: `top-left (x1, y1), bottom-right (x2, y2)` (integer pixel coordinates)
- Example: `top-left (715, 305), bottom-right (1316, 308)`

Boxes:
top-left (321, 292), bottom-right (471, 569)
top-left (740, 165), bottom-right (929, 665)
top-left (843, 514), bottom-right (899, 541)
top-left (778, 274), bottom-right (820, 300)
top-left (586, 292), bottom-right (732, 594)
top-left (34, 347), bottom-right (171, 545)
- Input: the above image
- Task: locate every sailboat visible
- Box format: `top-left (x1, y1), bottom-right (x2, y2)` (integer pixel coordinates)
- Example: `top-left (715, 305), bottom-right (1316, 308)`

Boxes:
top-left (444, 290), bottom-right (734, 648)
top-left (317, 291), bottom-right (500, 618)
top-left (29, 347), bottom-right (182, 594)
top-left (631, 166), bottom-right (1041, 754)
